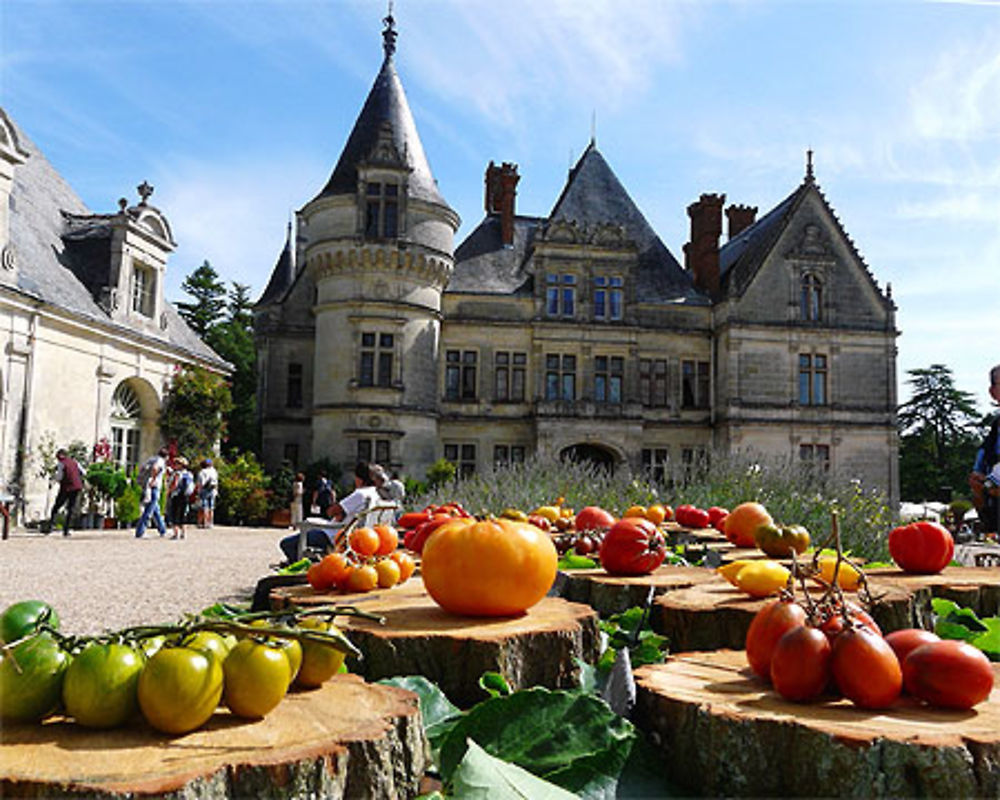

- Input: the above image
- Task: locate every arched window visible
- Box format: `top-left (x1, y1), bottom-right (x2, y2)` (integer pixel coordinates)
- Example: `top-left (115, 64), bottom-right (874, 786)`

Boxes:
top-left (110, 383), bottom-right (142, 472)
top-left (800, 273), bottom-right (823, 322)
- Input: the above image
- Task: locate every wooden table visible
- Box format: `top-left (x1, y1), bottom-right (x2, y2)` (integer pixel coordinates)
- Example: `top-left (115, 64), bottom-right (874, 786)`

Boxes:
top-left (556, 564), bottom-right (716, 617)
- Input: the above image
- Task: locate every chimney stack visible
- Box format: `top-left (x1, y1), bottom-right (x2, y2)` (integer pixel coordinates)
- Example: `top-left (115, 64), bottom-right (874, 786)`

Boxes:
top-left (725, 203), bottom-right (757, 240)
top-left (485, 161), bottom-right (519, 247)
top-left (684, 193), bottom-right (725, 297)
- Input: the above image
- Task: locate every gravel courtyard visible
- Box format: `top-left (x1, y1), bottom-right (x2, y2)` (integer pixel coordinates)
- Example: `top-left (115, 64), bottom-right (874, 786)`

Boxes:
top-left (0, 525), bottom-right (287, 635)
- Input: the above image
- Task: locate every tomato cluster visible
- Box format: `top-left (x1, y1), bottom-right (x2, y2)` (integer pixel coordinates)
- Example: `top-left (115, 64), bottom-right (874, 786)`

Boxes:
top-left (306, 524), bottom-right (415, 594)
top-left (674, 504), bottom-right (728, 531)
top-left (0, 602), bottom-right (353, 736)
top-left (746, 599), bottom-right (994, 711)
top-left (399, 502), bottom-right (472, 554)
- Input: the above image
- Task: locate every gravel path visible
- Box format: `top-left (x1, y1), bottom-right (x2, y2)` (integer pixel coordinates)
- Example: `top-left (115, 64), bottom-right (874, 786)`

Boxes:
top-left (0, 525), bottom-right (288, 635)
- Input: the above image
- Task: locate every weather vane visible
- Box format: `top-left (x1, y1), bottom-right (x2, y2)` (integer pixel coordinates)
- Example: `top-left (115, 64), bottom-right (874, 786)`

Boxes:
top-left (382, 1), bottom-right (397, 58)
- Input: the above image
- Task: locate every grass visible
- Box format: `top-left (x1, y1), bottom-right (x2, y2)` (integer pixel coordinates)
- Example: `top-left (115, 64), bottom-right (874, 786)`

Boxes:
top-left (412, 451), bottom-right (895, 561)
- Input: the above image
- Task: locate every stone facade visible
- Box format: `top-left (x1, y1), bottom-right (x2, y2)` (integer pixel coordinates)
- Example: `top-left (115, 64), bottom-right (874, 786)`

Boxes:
top-left (0, 108), bottom-right (229, 522)
top-left (255, 20), bottom-right (898, 502)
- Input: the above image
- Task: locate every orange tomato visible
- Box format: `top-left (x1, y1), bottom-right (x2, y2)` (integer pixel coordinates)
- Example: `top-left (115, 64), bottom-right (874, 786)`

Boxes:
top-left (317, 553), bottom-right (350, 588)
top-left (307, 563), bottom-right (329, 591)
top-left (723, 502), bottom-right (773, 548)
top-left (374, 558), bottom-right (401, 588)
top-left (420, 517), bottom-right (557, 616)
top-left (348, 527), bottom-right (380, 557)
top-left (623, 505), bottom-right (647, 519)
top-left (344, 564), bottom-right (379, 593)
top-left (645, 504), bottom-right (668, 525)
top-left (373, 524), bottom-right (399, 556)
top-left (390, 551), bottom-right (416, 583)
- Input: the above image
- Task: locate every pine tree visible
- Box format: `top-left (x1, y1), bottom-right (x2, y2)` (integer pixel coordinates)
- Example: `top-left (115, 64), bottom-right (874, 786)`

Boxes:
top-left (177, 260), bottom-right (226, 337)
top-left (208, 282), bottom-right (258, 457)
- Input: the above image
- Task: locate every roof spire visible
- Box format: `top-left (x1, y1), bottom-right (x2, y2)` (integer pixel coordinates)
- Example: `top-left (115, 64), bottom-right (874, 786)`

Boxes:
top-left (382, 2), bottom-right (397, 59)
top-left (805, 148), bottom-right (815, 183)
top-left (590, 110), bottom-right (597, 147)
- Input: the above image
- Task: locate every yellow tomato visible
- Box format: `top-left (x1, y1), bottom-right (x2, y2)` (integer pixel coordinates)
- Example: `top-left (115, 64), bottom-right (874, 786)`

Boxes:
top-left (817, 556), bottom-right (862, 591)
top-left (223, 639), bottom-right (290, 719)
top-left (294, 618), bottom-right (347, 688)
top-left (734, 561), bottom-right (790, 598)
top-left (374, 558), bottom-right (401, 588)
top-left (137, 647), bottom-right (223, 734)
top-left (623, 505), bottom-right (647, 519)
top-left (716, 559), bottom-right (756, 586)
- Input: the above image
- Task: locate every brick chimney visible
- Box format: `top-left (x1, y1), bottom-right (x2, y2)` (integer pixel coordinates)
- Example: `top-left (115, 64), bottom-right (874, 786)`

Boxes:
top-left (684, 193), bottom-right (725, 297)
top-left (485, 161), bottom-right (519, 247)
top-left (725, 203), bottom-right (757, 240)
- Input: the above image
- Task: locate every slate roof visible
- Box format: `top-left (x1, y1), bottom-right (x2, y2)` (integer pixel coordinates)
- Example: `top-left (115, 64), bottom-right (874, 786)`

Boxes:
top-left (4, 115), bottom-right (228, 368)
top-left (311, 44), bottom-right (447, 208)
top-left (451, 143), bottom-right (701, 303)
top-left (447, 214), bottom-right (542, 294)
top-left (257, 223), bottom-right (295, 305)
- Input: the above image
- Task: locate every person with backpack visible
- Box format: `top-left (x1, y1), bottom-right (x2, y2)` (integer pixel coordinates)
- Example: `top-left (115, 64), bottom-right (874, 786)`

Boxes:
top-left (48, 448), bottom-right (83, 537)
top-left (135, 447), bottom-right (168, 539)
top-left (167, 456), bottom-right (195, 540)
top-left (311, 471), bottom-right (335, 518)
top-left (197, 458), bottom-right (219, 529)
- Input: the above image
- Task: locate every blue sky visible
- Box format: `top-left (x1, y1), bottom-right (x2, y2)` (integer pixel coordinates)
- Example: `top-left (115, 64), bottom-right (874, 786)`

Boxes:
top-left (3, 0), bottom-right (999, 410)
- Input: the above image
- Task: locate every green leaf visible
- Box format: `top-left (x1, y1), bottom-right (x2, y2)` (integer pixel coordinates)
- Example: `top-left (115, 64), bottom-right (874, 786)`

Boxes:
top-left (449, 739), bottom-right (580, 799)
top-left (558, 553), bottom-right (597, 570)
top-left (630, 635), bottom-right (668, 668)
top-left (479, 671), bottom-right (513, 698)
top-left (934, 604), bottom-right (989, 640)
top-left (438, 688), bottom-right (635, 799)
top-left (970, 617), bottom-right (1000, 662)
top-left (573, 658), bottom-right (599, 694)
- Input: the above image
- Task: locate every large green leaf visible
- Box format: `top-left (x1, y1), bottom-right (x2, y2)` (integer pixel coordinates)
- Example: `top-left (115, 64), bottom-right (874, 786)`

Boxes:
top-left (932, 597), bottom-right (989, 640)
top-left (438, 687), bottom-right (635, 799)
top-left (971, 617), bottom-right (1000, 661)
top-left (450, 739), bottom-right (580, 799)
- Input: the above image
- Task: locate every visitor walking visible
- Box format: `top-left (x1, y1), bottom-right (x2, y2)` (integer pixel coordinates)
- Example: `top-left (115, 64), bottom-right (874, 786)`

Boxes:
top-left (291, 472), bottom-right (305, 527)
top-left (135, 447), bottom-right (168, 538)
top-left (167, 456), bottom-right (194, 540)
top-left (48, 448), bottom-right (83, 537)
top-left (197, 458), bottom-right (219, 529)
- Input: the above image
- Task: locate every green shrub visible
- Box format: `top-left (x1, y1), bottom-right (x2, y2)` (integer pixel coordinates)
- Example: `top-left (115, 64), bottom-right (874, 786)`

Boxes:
top-left (268, 462), bottom-right (296, 513)
top-left (115, 483), bottom-right (141, 524)
top-left (217, 452), bottom-right (269, 525)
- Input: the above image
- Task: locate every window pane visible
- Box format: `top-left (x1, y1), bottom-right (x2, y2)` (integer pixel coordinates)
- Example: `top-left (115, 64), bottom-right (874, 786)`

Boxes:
top-left (496, 352), bottom-right (509, 365)
top-left (447, 349), bottom-right (459, 363)
top-left (380, 333), bottom-right (394, 348)
top-left (546, 287), bottom-right (559, 315)
top-left (376, 440), bottom-right (390, 463)
top-left (383, 202), bottom-right (397, 237)
top-left (595, 375), bottom-right (606, 402)
top-left (385, 184), bottom-right (398, 197)
top-left (511, 446), bottom-right (525, 463)
top-left (513, 352), bottom-right (526, 365)
top-left (365, 201), bottom-right (379, 236)
top-left (461, 444), bottom-right (475, 460)
top-left (511, 368), bottom-right (525, 401)
top-left (596, 356), bottom-right (607, 372)
top-left (358, 440), bottom-right (373, 461)
top-left (799, 370), bottom-right (810, 404)
top-left (494, 445), bottom-right (508, 465)
top-left (366, 182), bottom-right (380, 196)
top-left (495, 368), bottom-right (508, 400)
top-left (564, 355), bottom-right (576, 370)
top-left (378, 352), bottom-right (393, 385)
top-left (814, 372), bottom-right (825, 404)
top-left (362, 332), bottom-right (375, 347)
top-left (546, 372), bottom-right (559, 400)
top-left (446, 365), bottom-right (460, 399)
top-left (462, 365), bottom-right (477, 398)
top-left (444, 444), bottom-right (458, 461)
top-left (360, 352), bottom-right (374, 386)
top-left (562, 287), bottom-right (575, 316)
top-left (546, 354), bottom-right (560, 370)
top-left (610, 376), bottom-right (622, 403)
top-left (594, 289), bottom-right (606, 319)
top-left (562, 374), bottom-right (575, 400)
top-left (610, 290), bottom-right (622, 320)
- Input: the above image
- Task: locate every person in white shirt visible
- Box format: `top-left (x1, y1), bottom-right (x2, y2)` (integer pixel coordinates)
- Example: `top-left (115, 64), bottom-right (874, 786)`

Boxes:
top-left (197, 458), bottom-right (219, 529)
top-left (135, 447), bottom-right (168, 538)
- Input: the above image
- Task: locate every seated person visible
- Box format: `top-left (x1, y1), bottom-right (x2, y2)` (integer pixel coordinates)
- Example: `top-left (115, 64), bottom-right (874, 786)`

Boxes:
top-left (278, 461), bottom-right (389, 562)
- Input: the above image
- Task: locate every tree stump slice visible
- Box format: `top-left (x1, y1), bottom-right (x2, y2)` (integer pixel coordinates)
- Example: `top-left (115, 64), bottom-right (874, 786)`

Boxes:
top-left (0, 675), bottom-right (427, 799)
top-left (866, 566), bottom-right (1000, 623)
top-left (651, 579), bottom-right (916, 651)
top-left (633, 650), bottom-right (1000, 798)
top-left (271, 579), bottom-right (600, 708)
top-left (557, 565), bottom-right (716, 617)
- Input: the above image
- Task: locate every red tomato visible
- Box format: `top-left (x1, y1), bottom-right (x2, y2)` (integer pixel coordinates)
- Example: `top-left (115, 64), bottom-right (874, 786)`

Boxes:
top-left (406, 514), bottom-right (454, 554)
top-left (884, 629), bottom-right (940, 668)
top-left (712, 514), bottom-right (728, 532)
top-left (831, 628), bottom-right (902, 709)
top-left (818, 602), bottom-right (881, 642)
top-left (686, 508), bottom-right (711, 529)
top-left (575, 506), bottom-right (615, 531)
top-left (707, 506), bottom-right (729, 526)
top-left (397, 511), bottom-right (431, 530)
top-left (770, 626), bottom-right (831, 702)
top-left (673, 504), bottom-right (695, 527)
top-left (745, 600), bottom-right (808, 681)
top-left (888, 521), bottom-right (954, 574)
top-left (599, 518), bottom-right (665, 576)
top-left (902, 640), bottom-right (994, 710)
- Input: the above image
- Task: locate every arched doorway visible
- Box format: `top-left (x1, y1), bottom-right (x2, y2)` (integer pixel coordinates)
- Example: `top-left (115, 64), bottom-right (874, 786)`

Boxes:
top-left (560, 443), bottom-right (616, 474)
top-left (110, 382), bottom-right (142, 472)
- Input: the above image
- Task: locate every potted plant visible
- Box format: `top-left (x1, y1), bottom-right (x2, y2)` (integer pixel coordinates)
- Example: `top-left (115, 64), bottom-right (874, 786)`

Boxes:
top-left (268, 462), bottom-right (296, 528)
top-left (115, 481), bottom-right (141, 527)
top-left (85, 439), bottom-right (129, 528)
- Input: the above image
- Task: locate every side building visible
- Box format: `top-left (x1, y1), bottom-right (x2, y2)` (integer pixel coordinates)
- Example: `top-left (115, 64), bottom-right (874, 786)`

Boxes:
top-left (0, 108), bottom-right (229, 522)
top-left (254, 19), bottom-right (898, 501)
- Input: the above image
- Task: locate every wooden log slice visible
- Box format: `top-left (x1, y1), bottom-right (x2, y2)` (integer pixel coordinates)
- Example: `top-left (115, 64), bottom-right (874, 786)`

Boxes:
top-left (0, 675), bottom-right (427, 799)
top-left (866, 566), bottom-right (1000, 623)
top-left (633, 650), bottom-right (1000, 798)
top-left (557, 565), bottom-right (716, 617)
top-left (271, 579), bottom-right (600, 708)
top-left (651, 578), bottom-right (916, 652)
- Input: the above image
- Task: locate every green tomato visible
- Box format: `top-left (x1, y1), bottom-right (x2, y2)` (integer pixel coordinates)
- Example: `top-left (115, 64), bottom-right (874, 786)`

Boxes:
top-left (222, 639), bottom-right (290, 719)
top-left (180, 630), bottom-right (237, 666)
top-left (62, 642), bottom-right (144, 728)
top-left (294, 618), bottom-right (347, 689)
top-left (137, 647), bottom-right (223, 735)
top-left (0, 634), bottom-right (71, 723)
top-left (0, 600), bottom-right (60, 644)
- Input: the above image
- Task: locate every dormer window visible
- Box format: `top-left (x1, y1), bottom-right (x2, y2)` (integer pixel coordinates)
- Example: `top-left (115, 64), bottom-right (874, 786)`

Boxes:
top-left (131, 263), bottom-right (155, 317)
top-left (365, 181), bottom-right (399, 238)
top-left (594, 276), bottom-right (623, 321)
top-left (800, 273), bottom-right (823, 322)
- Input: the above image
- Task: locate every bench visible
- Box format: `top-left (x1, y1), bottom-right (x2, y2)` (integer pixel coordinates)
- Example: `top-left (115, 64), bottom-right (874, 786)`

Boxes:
top-left (293, 502), bottom-right (399, 560)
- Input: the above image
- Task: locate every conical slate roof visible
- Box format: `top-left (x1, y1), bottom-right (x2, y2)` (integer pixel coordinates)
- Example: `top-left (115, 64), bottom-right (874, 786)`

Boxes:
top-left (257, 222), bottom-right (295, 305)
top-left (549, 143), bottom-right (697, 302)
top-left (312, 21), bottom-right (447, 208)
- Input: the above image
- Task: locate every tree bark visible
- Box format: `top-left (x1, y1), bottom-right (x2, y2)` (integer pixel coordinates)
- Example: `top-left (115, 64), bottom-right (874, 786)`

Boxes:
top-left (557, 565), bottom-right (716, 617)
top-left (634, 651), bottom-right (1000, 798)
top-left (0, 675), bottom-right (427, 799)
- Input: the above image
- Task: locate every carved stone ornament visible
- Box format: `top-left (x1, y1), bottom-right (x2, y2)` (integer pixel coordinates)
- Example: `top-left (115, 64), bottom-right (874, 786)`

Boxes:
top-left (99, 286), bottom-right (119, 312)
top-left (159, 312), bottom-right (169, 330)
top-left (1, 243), bottom-right (14, 271)
top-left (787, 222), bottom-right (832, 259)
top-left (369, 415), bottom-right (382, 428)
